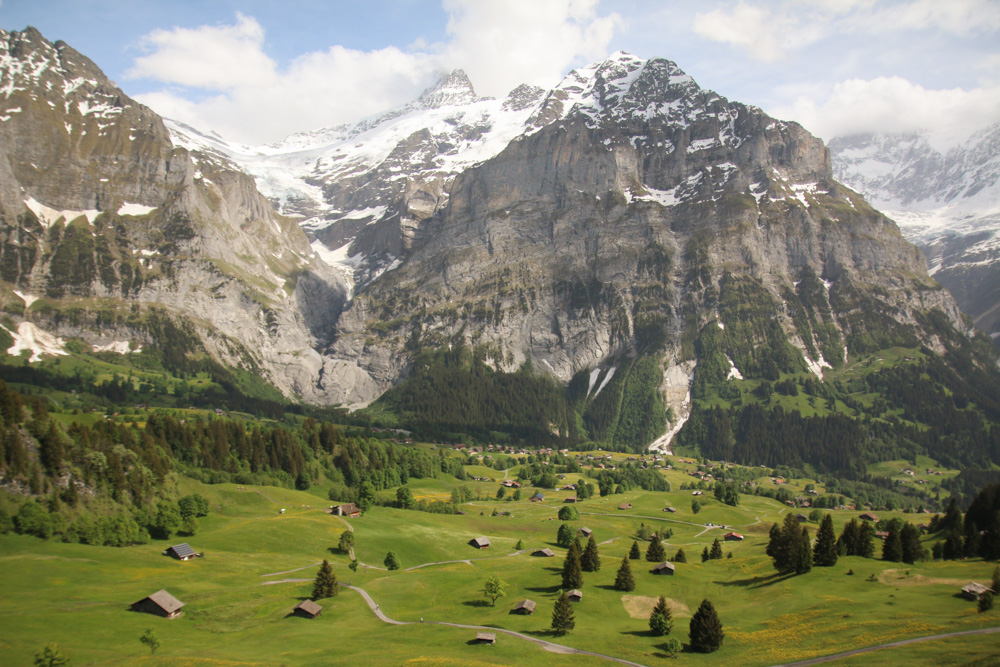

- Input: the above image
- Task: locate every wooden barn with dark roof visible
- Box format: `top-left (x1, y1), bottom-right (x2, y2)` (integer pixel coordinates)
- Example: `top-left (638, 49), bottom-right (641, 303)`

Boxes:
top-left (470, 536), bottom-right (491, 549)
top-left (165, 543), bottom-right (196, 560)
top-left (130, 590), bottom-right (185, 619)
top-left (513, 599), bottom-right (536, 615)
top-left (293, 600), bottom-right (323, 618)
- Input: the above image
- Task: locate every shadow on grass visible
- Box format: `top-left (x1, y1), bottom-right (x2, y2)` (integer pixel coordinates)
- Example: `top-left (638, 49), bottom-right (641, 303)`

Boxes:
top-left (595, 584), bottom-right (621, 591)
top-left (525, 629), bottom-right (565, 638)
top-left (713, 572), bottom-right (795, 588)
top-left (463, 600), bottom-right (492, 608)
top-left (524, 584), bottom-right (562, 594)
top-left (621, 629), bottom-right (657, 638)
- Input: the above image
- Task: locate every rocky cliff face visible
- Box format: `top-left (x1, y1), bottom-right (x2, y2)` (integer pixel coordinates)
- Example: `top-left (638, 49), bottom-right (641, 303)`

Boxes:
top-left (830, 125), bottom-right (1000, 344)
top-left (0, 27), bottom-right (349, 402)
top-left (1, 31), bottom-right (985, 441)
top-left (328, 53), bottom-right (968, 438)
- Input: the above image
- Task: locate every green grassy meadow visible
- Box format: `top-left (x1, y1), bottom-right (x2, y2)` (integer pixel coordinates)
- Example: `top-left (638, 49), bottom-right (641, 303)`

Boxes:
top-left (1, 467), bottom-right (999, 666)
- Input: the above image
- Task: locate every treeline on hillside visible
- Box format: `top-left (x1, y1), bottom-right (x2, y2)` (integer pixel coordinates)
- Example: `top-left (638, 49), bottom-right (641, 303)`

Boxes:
top-left (0, 380), bottom-right (439, 546)
top-left (377, 346), bottom-right (579, 444)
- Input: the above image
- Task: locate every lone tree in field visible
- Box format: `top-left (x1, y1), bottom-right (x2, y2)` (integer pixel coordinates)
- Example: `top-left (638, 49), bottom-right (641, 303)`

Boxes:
top-left (558, 505), bottom-right (579, 521)
top-left (709, 538), bottom-right (723, 560)
top-left (674, 548), bottom-right (687, 563)
top-left (562, 542), bottom-right (584, 589)
top-left (581, 535), bottom-right (601, 572)
top-left (552, 591), bottom-right (576, 635)
top-left (557, 522), bottom-right (575, 548)
top-left (312, 559), bottom-right (339, 599)
top-left (483, 575), bottom-right (508, 606)
top-left (515, 539), bottom-right (524, 551)
top-left (649, 595), bottom-right (674, 636)
top-left (614, 556), bottom-right (635, 592)
top-left (629, 540), bottom-right (641, 560)
top-left (646, 534), bottom-right (666, 562)
top-left (33, 643), bottom-right (70, 667)
top-left (384, 551), bottom-right (401, 570)
top-left (813, 514), bottom-right (838, 566)
top-left (689, 599), bottom-right (724, 653)
top-left (701, 546), bottom-right (710, 562)
top-left (139, 628), bottom-right (161, 655)
top-left (338, 530), bottom-right (355, 554)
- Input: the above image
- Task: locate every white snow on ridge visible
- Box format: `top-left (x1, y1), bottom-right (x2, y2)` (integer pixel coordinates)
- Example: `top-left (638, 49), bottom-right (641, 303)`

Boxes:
top-left (24, 197), bottom-right (99, 227)
top-left (117, 202), bottom-right (156, 216)
top-left (804, 352), bottom-right (832, 379)
top-left (92, 340), bottom-right (136, 354)
top-left (586, 368), bottom-right (602, 397)
top-left (725, 355), bottom-right (743, 381)
top-left (13, 290), bottom-right (38, 307)
top-left (3, 322), bottom-right (68, 362)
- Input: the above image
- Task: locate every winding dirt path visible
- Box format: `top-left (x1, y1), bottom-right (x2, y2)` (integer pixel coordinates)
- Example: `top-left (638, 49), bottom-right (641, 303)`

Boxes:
top-left (770, 626), bottom-right (1000, 666)
top-left (342, 584), bottom-right (650, 666)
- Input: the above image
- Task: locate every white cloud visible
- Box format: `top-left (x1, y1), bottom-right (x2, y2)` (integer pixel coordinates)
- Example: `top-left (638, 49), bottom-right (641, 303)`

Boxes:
top-left (127, 1), bottom-right (623, 143)
top-left (771, 76), bottom-right (1000, 146)
top-left (859, 0), bottom-right (1000, 35)
top-left (127, 13), bottom-right (277, 89)
top-left (692, 2), bottom-right (824, 63)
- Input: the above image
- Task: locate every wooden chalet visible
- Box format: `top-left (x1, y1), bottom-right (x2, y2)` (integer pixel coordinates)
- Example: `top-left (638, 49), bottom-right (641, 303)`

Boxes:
top-left (652, 561), bottom-right (676, 575)
top-left (859, 512), bottom-right (879, 522)
top-left (475, 632), bottom-right (497, 644)
top-left (532, 548), bottom-right (556, 557)
top-left (961, 582), bottom-right (994, 600)
top-left (513, 599), bottom-right (536, 615)
top-left (567, 589), bottom-right (583, 602)
top-left (875, 531), bottom-right (890, 540)
top-left (501, 480), bottom-right (521, 488)
top-left (564, 496), bottom-right (578, 503)
top-left (470, 536), bottom-right (491, 549)
top-left (794, 513), bottom-right (808, 523)
top-left (165, 543), bottom-right (197, 560)
top-left (723, 532), bottom-right (744, 541)
top-left (334, 503), bottom-right (361, 518)
top-left (131, 589), bottom-right (185, 619)
top-left (663, 507), bottom-right (677, 513)
top-left (579, 527), bottom-right (592, 537)
top-left (530, 492), bottom-right (545, 502)
top-left (618, 502), bottom-right (632, 510)
top-left (293, 600), bottom-right (323, 618)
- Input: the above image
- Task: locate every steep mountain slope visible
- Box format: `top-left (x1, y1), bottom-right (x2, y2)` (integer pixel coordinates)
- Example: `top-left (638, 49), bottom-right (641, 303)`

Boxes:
top-left (830, 125), bottom-right (1000, 343)
top-left (0, 27), bottom-right (350, 402)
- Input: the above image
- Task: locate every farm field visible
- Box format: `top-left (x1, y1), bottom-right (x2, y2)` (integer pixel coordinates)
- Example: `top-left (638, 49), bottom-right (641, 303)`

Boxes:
top-left (1, 468), bottom-right (998, 666)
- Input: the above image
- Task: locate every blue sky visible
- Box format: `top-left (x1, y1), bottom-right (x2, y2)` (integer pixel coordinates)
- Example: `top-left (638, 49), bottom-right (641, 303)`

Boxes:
top-left (3, 0), bottom-right (998, 145)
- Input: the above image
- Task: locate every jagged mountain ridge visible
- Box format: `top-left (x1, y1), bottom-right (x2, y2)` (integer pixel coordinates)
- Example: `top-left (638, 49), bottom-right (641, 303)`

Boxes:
top-left (830, 125), bottom-right (1000, 343)
top-left (0, 30), bottom-right (992, 455)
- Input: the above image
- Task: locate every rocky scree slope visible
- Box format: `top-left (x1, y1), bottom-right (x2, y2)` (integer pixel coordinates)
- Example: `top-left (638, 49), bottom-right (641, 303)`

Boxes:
top-left (0, 27), bottom-right (349, 403)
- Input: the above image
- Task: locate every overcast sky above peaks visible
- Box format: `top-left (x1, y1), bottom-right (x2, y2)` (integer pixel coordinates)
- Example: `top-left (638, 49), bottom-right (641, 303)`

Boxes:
top-left (2, 0), bottom-right (998, 146)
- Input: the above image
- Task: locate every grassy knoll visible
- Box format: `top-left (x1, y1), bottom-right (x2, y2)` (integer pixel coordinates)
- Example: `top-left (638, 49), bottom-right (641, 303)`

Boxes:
top-left (1, 475), bottom-right (998, 666)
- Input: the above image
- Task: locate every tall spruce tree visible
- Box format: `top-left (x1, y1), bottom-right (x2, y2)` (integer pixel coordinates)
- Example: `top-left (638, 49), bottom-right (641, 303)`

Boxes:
top-left (838, 518), bottom-right (859, 556)
top-left (557, 523), bottom-right (575, 548)
top-left (766, 522), bottom-right (781, 559)
top-left (797, 528), bottom-right (812, 574)
top-left (900, 523), bottom-right (922, 564)
top-left (882, 525), bottom-right (903, 562)
top-left (649, 595), bottom-right (673, 636)
top-left (857, 522), bottom-right (876, 558)
top-left (629, 540), bottom-right (641, 560)
top-left (552, 591), bottom-right (575, 635)
top-left (562, 542), bottom-right (583, 589)
top-left (701, 546), bottom-right (710, 562)
top-left (709, 538), bottom-right (723, 560)
top-left (674, 548), bottom-right (687, 563)
top-left (689, 599), bottom-right (724, 653)
top-left (581, 535), bottom-right (601, 572)
top-left (614, 556), bottom-right (635, 592)
top-left (646, 535), bottom-right (666, 562)
top-left (312, 559), bottom-right (339, 600)
top-left (814, 514), bottom-right (838, 566)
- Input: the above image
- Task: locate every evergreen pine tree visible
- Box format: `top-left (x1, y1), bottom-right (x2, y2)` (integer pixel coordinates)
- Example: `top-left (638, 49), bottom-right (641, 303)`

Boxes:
top-left (649, 595), bottom-right (673, 636)
top-left (629, 540), bottom-right (641, 560)
top-left (900, 523), bottom-right (922, 564)
top-left (943, 527), bottom-right (964, 560)
top-left (766, 522), bottom-right (781, 559)
top-left (384, 551), bottom-right (401, 570)
top-left (882, 525), bottom-right (902, 562)
top-left (838, 518), bottom-right (860, 556)
top-left (857, 522), bottom-right (876, 558)
top-left (689, 599), bottom-right (724, 653)
top-left (991, 566), bottom-right (1000, 596)
top-left (312, 559), bottom-right (339, 600)
top-left (964, 520), bottom-right (982, 559)
top-left (551, 592), bottom-right (575, 635)
top-left (515, 539), bottom-right (524, 551)
top-left (581, 535), bottom-right (601, 572)
top-left (557, 523), bottom-right (575, 548)
top-left (709, 538), bottom-right (723, 560)
top-left (701, 546), bottom-right (710, 562)
top-left (674, 548), bottom-right (687, 563)
top-left (646, 534), bottom-right (666, 562)
top-left (979, 591), bottom-right (994, 613)
top-left (613, 556), bottom-right (635, 592)
top-left (797, 528), bottom-right (812, 574)
top-left (562, 542), bottom-right (583, 589)
top-left (814, 514), bottom-right (838, 566)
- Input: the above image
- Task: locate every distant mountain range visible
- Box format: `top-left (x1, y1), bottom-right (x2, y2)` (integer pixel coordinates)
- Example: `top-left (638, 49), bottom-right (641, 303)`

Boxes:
top-left (1, 26), bottom-right (998, 462)
top-left (830, 124), bottom-right (1000, 344)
